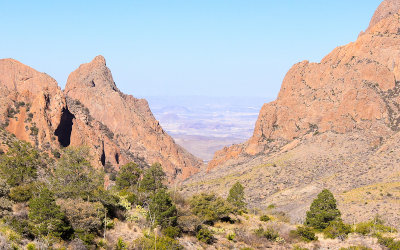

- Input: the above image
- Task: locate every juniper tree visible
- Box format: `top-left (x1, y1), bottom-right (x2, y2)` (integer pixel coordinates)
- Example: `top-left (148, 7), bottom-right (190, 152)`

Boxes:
top-left (305, 189), bottom-right (341, 230)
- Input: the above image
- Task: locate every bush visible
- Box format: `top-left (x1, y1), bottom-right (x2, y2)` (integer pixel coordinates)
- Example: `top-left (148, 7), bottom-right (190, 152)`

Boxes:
top-left (57, 198), bottom-right (105, 235)
top-left (376, 235), bottom-right (400, 250)
top-left (177, 214), bottom-right (202, 233)
top-left (254, 226), bottom-right (279, 241)
top-left (9, 182), bottom-right (40, 202)
top-left (227, 232), bottom-right (235, 241)
top-left (260, 215), bottom-right (270, 222)
top-left (190, 193), bottom-right (234, 224)
top-left (305, 189), bottom-right (341, 230)
top-left (323, 220), bottom-right (352, 240)
top-left (355, 217), bottom-right (395, 235)
top-left (339, 246), bottom-right (372, 250)
top-left (162, 226), bottom-right (181, 238)
top-left (115, 237), bottom-right (127, 250)
top-left (196, 227), bottom-right (214, 244)
top-left (133, 234), bottom-right (183, 249)
top-left (290, 226), bottom-right (318, 242)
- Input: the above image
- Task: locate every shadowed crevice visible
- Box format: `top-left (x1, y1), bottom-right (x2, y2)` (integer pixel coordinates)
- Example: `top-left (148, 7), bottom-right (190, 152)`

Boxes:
top-left (55, 107), bottom-right (75, 147)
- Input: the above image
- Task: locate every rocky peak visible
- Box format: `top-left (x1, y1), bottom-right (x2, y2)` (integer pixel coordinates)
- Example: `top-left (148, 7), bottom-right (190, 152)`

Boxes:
top-left (65, 56), bottom-right (202, 180)
top-left (65, 55), bottom-right (118, 94)
top-left (208, 0), bottom-right (400, 169)
top-left (368, 0), bottom-right (400, 30)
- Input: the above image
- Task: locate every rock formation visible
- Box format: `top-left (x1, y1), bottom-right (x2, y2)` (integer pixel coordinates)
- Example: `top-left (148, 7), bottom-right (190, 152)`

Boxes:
top-left (182, 0), bottom-right (400, 225)
top-left (0, 57), bottom-right (202, 181)
top-left (208, 0), bottom-right (400, 169)
top-left (64, 55), bottom-right (202, 179)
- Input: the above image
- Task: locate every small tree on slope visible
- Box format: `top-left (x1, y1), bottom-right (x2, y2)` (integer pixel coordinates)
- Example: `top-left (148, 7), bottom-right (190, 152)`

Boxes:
top-left (305, 189), bottom-right (341, 230)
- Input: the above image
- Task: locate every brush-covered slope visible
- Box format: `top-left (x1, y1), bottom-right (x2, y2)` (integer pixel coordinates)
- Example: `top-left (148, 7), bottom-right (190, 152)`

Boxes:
top-left (183, 0), bottom-right (400, 224)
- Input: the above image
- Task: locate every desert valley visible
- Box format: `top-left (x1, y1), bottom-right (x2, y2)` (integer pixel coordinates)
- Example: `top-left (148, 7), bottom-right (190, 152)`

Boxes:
top-left (1, 0), bottom-right (400, 249)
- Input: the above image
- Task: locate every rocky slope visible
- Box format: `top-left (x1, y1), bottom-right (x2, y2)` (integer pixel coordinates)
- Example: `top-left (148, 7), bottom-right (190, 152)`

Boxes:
top-left (183, 0), bottom-right (400, 225)
top-left (0, 57), bottom-right (202, 181)
top-left (64, 56), bottom-right (202, 179)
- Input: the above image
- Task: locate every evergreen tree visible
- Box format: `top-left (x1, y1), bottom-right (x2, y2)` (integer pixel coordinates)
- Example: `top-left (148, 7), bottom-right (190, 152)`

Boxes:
top-left (115, 162), bottom-right (142, 191)
top-left (305, 189), bottom-right (341, 230)
top-left (227, 181), bottom-right (246, 212)
top-left (148, 189), bottom-right (177, 229)
top-left (28, 188), bottom-right (70, 238)
top-left (0, 141), bottom-right (43, 187)
top-left (140, 163), bottom-right (166, 193)
top-left (51, 147), bottom-right (103, 199)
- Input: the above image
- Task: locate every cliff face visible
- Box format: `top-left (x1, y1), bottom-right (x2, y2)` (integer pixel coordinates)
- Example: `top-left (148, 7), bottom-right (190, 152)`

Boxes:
top-left (0, 57), bottom-right (202, 181)
top-left (208, 0), bottom-right (400, 169)
top-left (0, 59), bottom-right (66, 149)
top-left (180, 0), bottom-right (400, 225)
top-left (64, 56), bottom-right (202, 180)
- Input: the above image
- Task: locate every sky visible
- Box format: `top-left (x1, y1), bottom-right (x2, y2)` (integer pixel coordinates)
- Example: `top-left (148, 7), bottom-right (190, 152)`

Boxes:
top-left (0, 0), bottom-right (382, 99)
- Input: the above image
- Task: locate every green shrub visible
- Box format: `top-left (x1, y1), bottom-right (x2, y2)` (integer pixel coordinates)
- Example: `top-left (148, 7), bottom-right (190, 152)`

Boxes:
top-left (355, 217), bottom-right (395, 235)
top-left (115, 237), bottom-right (127, 250)
top-left (190, 193), bottom-right (234, 224)
top-left (57, 198), bottom-right (105, 234)
top-left (196, 227), bottom-right (214, 244)
top-left (377, 235), bottom-right (400, 250)
top-left (260, 215), bottom-right (270, 222)
top-left (323, 220), bottom-right (352, 240)
top-left (133, 234), bottom-right (183, 249)
top-left (255, 226), bottom-right (279, 241)
top-left (290, 226), bottom-right (318, 242)
top-left (162, 226), bottom-right (181, 238)
top-left (226, 232), bottom-right (235, 241)
top-left (305, 189), bottom-right (341, 230)
top-left (339, 246), bottom-right (372, 250)
top-left (9, 182), bottom-right (40, 202)
top-left (26, 242), bottom-right (37, 250)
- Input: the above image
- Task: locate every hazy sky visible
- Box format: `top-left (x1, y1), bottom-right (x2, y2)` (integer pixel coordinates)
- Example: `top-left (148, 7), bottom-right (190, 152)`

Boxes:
top-left (1, 0), bottom-right (381, 98)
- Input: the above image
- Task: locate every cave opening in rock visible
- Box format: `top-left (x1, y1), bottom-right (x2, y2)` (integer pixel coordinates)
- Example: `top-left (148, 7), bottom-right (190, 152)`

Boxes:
top-left (100, 143), bottom-right (106, 167)
top-left (115, 152), bottom-right (119, 164)
top-left (55, 107), bottom-right (75, 147)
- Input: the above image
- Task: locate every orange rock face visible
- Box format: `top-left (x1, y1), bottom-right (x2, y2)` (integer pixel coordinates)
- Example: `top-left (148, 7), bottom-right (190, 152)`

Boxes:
top-left (0, 57), bottom-right (202, 181)
top-left (64, 56), bottom-right (202, 180)
top-left (208, 0), bottom-right (400, 170)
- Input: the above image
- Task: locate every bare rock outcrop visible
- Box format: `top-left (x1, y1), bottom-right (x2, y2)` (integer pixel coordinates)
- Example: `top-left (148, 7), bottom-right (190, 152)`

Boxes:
top-left (208, 0), bottom-right (400, 170)
top-left (64, 56), bottom-right (202, 180)
top-left (0, 56), bottom-right (202, 181)
top-left (0, 58), bottom-right (66, 149)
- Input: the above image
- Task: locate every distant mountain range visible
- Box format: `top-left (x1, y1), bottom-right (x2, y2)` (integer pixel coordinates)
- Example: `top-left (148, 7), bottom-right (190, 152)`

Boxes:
top-left (146, 96), bottom-right (270, 161)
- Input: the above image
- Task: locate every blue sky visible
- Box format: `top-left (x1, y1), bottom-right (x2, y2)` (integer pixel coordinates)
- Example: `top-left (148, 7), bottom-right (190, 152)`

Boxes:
top-left (0, 0), bottom-right (381, 98)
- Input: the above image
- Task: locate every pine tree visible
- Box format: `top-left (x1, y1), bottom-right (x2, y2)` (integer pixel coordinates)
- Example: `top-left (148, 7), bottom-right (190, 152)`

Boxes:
top-left (305, 189), bottom-right (341, 230)
top-left (115, 162), bottom-right (142, 191)
top-left (227, 182), bottom-right (246, 212)
top-left (148, 189), bottom-right (177, 229)
top-left (28, 188), bottom-right (70, 238)
top-left (140, 163), bottom-right (166, 193)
